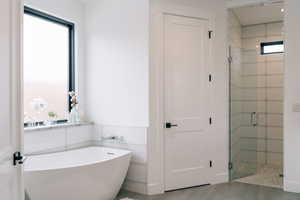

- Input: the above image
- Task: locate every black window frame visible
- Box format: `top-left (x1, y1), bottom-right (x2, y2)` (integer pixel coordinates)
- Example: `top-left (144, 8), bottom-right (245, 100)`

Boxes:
top-left (261, 41), bottom-right (284, 55)
top-left (24, 6), bottom-right (75, 126)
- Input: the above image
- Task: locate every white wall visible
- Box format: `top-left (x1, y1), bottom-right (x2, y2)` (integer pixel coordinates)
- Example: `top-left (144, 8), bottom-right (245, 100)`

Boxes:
top-left (283, 0), bottom-right (300, 193)
top-left (85, 0), bottom-right (149, 127)
top-left (24, 0), bottom-right (87, 119)
top-left (84, 0), bottom-right (150, 194)
top-left (24, 125), bottom-right (93, 155)
top-left (148, 0), bottom-right (228, 194)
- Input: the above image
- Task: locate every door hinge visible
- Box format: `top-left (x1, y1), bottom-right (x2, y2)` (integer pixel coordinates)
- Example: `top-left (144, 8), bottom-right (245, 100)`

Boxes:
top-left (209, 117), bottom-right (212, 125)
top-left (13, 152), bottom-right (24, 166)
top-left (210, 160), bottom-right (213, 168)
top-left (209, 74), bottom-right (212, 82)
top-left (228, 56), bottom-right (233, 64)
top-left (208, 30), bottom-right (213, 39)
top-left (229, 162), bottom-right (233, 170)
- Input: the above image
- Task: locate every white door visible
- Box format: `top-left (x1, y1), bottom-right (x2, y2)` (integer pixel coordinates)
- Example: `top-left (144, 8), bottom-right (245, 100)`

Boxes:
top-left (0, 0), bottom-right (23, 200)
top-left (164, 14), bottom-right (211, 191)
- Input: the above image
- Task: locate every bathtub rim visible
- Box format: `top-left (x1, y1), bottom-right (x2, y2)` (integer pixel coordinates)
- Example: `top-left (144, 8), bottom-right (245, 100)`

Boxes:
top-left (24, 146), bottom-right (132, 172)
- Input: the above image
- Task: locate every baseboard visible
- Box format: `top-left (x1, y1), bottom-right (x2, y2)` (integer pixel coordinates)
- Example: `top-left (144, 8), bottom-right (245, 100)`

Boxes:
top-left (284, 180), bottom-right (300, 193)
top-left (147, 182), bottom-right (164, 195)
top-left (122, 173), bottom-right (229, 195)
top-left (122, 180), bottom-right (147, 195)
top-left (210, 172), bottom-right (229, 184)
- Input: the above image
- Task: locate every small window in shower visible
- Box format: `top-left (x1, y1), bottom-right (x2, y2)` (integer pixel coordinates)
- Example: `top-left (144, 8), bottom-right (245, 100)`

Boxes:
top-left (261, 41), bottom-right (284, 55)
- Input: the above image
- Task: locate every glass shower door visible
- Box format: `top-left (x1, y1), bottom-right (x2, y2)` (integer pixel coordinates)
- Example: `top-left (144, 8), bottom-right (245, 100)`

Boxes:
top-left (229, 46), bottom-right (258, 180)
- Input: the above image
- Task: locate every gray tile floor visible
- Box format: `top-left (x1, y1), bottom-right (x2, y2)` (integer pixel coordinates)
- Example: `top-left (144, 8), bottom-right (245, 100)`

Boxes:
top-left (235, 166), bottom-right (283, 189)
top-left (116, 182), bottom-right (300, 200)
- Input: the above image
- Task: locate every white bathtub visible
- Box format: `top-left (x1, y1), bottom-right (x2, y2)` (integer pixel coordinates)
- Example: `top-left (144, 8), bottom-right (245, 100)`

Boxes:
top-left (24, 147), bottom-right (131, 200)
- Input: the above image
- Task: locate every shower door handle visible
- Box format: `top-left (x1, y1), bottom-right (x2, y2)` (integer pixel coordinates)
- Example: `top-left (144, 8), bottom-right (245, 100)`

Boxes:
top-left (250, 112), bottom-right (258, 127)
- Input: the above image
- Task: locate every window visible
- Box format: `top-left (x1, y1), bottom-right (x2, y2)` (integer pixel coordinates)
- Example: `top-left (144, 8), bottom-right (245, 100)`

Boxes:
top-left (261, 41), bottom-right (284, 55)
top-left (24, 6), bottom-right (75, 125)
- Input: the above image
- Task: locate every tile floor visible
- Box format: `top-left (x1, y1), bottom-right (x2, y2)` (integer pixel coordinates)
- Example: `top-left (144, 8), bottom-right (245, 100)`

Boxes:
top-left (235, 166), bottom-right (283, 188)
top-left (116, 182), bottom-right (300, 200)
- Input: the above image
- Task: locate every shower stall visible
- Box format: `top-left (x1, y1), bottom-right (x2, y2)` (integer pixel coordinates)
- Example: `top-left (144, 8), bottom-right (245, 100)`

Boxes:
top-left (228, 3), bottom-right (284, 188)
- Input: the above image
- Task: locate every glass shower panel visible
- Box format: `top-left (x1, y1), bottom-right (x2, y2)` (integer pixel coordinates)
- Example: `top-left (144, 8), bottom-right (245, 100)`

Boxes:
top-left (229, 46), bottom-right (258, 180)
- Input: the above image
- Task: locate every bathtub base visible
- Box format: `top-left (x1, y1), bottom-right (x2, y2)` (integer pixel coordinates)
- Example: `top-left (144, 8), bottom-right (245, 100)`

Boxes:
top-left (25, 147), bottom-right (131, 200)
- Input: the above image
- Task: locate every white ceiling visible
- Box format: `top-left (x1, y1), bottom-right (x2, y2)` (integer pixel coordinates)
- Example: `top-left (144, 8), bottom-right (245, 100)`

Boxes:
top-left (232, 2), bottom-right (284, 26)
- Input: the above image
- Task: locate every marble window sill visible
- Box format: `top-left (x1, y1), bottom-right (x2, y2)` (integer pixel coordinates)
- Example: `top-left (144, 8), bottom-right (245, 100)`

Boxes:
top-left (24, 121), bottom-right (93, 132)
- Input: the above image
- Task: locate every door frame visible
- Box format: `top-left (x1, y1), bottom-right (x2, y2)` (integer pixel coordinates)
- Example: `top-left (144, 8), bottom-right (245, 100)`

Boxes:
top-left (228, 45), bottom-right (233, 181)
top-left (10, 0), bottom-right (24, 199)
top-left (149, 6), bottom-right (215, 194)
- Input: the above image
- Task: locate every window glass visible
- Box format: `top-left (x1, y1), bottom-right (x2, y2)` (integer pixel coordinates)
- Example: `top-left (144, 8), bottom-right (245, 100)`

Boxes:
top-left (261, 41), bottom-right (284, 55)
top-left (24, 13), bottom-right (70, 123)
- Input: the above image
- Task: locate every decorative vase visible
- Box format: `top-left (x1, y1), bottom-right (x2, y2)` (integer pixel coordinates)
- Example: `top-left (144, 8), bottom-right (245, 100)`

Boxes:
top-left (69, 105), bottom-right (80, 123)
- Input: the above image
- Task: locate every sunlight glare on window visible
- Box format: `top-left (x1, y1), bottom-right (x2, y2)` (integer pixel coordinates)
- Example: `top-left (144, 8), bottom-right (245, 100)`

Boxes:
top-left (261, 41), bottom-right (284, 55)
top-left (24, 14), bottom-right (69, 122)
top-left (263, 44), bottom-right (284, 54)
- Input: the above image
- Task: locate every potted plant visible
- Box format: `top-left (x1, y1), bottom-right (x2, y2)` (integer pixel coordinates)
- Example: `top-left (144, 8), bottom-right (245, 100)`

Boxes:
top-left (47, 111), bottom-right (58, 125)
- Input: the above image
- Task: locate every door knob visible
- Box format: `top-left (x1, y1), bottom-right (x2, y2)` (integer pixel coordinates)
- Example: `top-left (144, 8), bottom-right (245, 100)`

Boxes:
top-left (165, 122), bottom-right (178, 129)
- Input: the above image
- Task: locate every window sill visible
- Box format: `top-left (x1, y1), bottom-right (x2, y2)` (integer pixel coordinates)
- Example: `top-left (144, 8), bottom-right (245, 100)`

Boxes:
top-left (24, 121), bottom-right (93, 132)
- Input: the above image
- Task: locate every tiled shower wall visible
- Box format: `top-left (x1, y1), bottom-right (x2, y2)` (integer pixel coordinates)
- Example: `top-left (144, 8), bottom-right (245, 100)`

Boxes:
top-left (240, 22), bottom-right (284, 171)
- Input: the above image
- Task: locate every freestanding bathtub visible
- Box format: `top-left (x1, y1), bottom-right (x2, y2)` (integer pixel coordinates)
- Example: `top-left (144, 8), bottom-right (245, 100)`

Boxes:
top-left (24, 147), bottom-right (131, 200)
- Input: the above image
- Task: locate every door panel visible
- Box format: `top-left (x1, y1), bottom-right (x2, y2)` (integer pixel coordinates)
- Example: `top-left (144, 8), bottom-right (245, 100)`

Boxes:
top-left (229, 44), bottom-right (258, 180)
top-left (164, 15), bottom-right (210, 191)
top-left (0, 0), bottom-right (23, 200)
